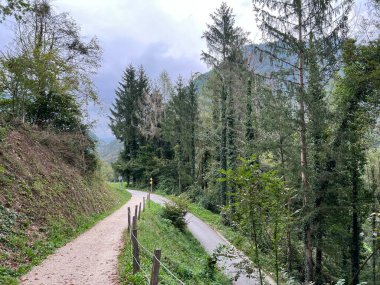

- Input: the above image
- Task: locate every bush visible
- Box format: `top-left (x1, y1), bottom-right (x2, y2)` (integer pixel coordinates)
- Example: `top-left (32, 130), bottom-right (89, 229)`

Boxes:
top-left (161, 197), bottom-right (188, 231)
top-left (0, 126), bottom-right (7, 142)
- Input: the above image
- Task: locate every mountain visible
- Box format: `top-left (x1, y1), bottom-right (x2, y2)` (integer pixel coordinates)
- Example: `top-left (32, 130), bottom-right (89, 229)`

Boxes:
top-left (97, 139), bottom-right (123, 163)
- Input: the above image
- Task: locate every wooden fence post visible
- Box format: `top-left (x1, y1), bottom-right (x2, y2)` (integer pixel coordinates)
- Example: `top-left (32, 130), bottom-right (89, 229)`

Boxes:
top-left (128, 207), bottom-right (131, 232)
top-left (132, 216), bottom-right (140, 274)
top-left (150, 249), bottom-right (161, 285)
top-left (135, 205), bottom-right (138, 219)
top-left (138, 202), bottom-right (142, 220)
top-left (143, 197), bottom-right (145, 211)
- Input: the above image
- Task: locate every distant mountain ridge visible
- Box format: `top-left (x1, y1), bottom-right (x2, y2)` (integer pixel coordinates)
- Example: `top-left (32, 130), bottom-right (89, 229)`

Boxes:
top-left (97, 139), bottom-right (123, 163)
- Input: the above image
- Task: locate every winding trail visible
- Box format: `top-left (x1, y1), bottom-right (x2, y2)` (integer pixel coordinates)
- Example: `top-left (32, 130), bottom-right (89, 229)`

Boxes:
top-left (21, 189), bottom-right (274, 285)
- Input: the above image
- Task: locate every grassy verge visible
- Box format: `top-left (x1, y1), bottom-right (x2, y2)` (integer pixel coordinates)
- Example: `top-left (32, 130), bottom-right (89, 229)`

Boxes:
top-left (118, 202), bottom-right (231, 285)
top-left (0, 182), bottom-right (131, 285)
top-left (187, 203), bottom-right (279, 283)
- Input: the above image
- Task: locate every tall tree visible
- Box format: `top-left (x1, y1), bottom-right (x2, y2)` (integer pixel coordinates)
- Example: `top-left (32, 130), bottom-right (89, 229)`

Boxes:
top-left (252, 0), bottom-right (353, 280)
top-left (109, 65), bottom-right (146, 182)
top-left (332, 39), bottom-right (380, 285)
top-left (162, 77), bottom-right (198, 193)
top-left (201, 2), bottom-right (247, 205)
top-left (306, 35), bottom-right (330, 284)
top-left (0, 0), bottom-right (101, 127)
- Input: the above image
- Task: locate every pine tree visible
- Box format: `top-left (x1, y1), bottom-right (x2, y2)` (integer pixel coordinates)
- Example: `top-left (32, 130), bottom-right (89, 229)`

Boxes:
top-left (109, 65), bottom-right (149, 182)
top-left (201, 2), bottom-right (247, 205)
top-left (332, 39), bottom-right (380, 285)
top-left (306, 35), bottom-right (330, 285)
top-left (252, 0), bottom-right (353, 280)
top-left (162, 77), bottom-right (198, 193)
top-left (188, 78), bottom-right (198, 180)
top-left (245, 76), bottom-right (254, 157)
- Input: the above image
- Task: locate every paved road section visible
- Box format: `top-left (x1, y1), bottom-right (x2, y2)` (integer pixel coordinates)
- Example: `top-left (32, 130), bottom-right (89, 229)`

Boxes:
top-left (129, 190), bottom-right (275, 285)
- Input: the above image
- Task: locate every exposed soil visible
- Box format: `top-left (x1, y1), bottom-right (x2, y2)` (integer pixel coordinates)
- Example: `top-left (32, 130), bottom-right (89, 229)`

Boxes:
top-left (0, 127), bottom-right (120, 272)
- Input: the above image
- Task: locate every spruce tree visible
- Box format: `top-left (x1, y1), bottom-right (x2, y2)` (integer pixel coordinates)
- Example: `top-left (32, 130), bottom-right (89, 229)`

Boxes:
top-left (332, 39), bottom-right (380, 285)
top-left (252, 0), bottom-right (353, 280)
top-left (201, 2), bottom-right (247, 205)
top-left (109, 65), bottom-right (149, 182)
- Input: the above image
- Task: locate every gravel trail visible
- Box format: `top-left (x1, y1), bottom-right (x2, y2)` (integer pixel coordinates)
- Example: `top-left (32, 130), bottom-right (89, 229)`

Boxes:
top-left (21, 190), bottom-right (274, 285)
top-left (20, 193), bottom-right (146, 285)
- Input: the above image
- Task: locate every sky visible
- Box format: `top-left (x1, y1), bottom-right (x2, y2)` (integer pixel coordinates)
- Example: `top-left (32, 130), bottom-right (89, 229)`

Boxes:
top-left (0, 0), bottom-right (370, 142)
top-left (53, 0), bottom-right (260, 142)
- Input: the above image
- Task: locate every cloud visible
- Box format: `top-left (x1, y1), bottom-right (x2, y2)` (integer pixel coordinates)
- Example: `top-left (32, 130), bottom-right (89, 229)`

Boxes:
top-left (2, 0), bottom-right (260, 141)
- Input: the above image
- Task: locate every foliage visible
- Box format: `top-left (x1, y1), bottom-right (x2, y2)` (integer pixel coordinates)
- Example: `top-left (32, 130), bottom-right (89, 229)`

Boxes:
top-left (110, 66), bottom-right (199, 193)
top-left (0, 0), bottom-right (101, 131)
top-left (161, 197), bottom-right (189, 231)
top-left (0, 0), bottom-right (29, 22)
top-left (0, 182), bottom-right (131, 284)
top-left (201, 2), bottom-right (248, 207)
top-left (221, 156), bottom-right (289, 284)
top-left (118, 202), bottom-right (230, 285)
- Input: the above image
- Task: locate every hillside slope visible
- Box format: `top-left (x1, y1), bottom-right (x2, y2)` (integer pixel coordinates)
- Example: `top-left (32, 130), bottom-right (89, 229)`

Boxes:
top-left (0, 126), bottom-right (129, 283)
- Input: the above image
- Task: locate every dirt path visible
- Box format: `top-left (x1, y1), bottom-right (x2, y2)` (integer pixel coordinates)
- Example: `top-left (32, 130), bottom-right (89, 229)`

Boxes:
top-left (21, 190), bottom-right (274, 285)
top-left (20, 194), bottom-right (146, 285)
top-left (129, 190), bottom-right (275, 285)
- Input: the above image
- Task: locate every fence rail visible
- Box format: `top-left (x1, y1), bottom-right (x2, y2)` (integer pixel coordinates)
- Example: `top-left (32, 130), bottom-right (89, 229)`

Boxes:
top-left (127, 196), bottom-right (185, 285)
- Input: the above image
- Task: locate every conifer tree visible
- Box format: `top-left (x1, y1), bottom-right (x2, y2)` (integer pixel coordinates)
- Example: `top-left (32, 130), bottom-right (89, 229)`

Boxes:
top-left (252, 0), bottom-right (353, 280)
top-left (332, 39), bottom-right (380, 285)
top-left (109, 65), bottom-right (149, 182)
top-left (201, 2), bottom-right (247, 205)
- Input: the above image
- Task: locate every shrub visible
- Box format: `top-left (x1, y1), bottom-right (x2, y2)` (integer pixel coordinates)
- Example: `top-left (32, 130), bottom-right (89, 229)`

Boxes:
top-left (161, 197), bottom-right (188, 231)
top-left (0, 126), bottom-right (7, 142)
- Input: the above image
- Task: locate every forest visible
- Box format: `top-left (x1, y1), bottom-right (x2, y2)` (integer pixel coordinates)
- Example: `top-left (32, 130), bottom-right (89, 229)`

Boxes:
top-left (0, 0), bottom-right (379, 284)
top-left (108, 1), bottom-right (380, 284)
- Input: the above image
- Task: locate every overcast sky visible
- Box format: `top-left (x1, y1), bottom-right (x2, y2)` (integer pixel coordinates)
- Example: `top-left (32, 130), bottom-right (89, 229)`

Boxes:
top-left (0, 0), bottom-right (369, 142)
top-left (52, 0), bottom-right (260, 142)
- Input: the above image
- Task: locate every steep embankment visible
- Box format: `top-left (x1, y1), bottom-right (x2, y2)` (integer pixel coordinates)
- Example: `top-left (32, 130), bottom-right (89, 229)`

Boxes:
top-left (0, 126), bottom-right (129, 284)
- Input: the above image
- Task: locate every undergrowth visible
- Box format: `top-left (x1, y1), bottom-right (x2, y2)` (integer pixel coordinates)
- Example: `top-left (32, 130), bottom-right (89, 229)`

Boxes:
top-left (187, 203), bottom-right (281, 284)
top-left (118, 202), bottom-right (231, 285)
top-left (0, 182), bottom-right (131, 284)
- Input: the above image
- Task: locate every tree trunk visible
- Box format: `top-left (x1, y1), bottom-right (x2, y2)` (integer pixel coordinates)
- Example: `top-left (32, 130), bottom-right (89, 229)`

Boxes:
top-left (372, 166), bottom-right (377, 285)
top-left (297, 6), bottom-right (313, 282)
top-left (251, 212), bottom-right (263, 285)
top-left (351, 167), bottom-right (360, 285)
top-left (280, 136), bottom-right (293, 273)
top-left (220, 83), bottom-right (228, 205)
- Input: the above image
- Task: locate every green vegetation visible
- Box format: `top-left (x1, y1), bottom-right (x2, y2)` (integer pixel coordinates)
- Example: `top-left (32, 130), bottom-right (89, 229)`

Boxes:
top-left (0, 182), bottom-right (130, 284)
top-left (188, 201), bottom-right (281, 283)
top-left (118, 202), bottom-right (230, 285)
top-left (161, 197), bottom-right (188, 231)
top-left (0, 0), bottom-right (379, 283)
top-left (109, 2), bottom-right (380, 284)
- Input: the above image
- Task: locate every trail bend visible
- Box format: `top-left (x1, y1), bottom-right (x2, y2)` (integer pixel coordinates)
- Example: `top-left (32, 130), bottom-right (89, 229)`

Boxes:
top-left (129, 189), bottom-right (275, 285)
top-left (21, 189), bottom-right (274, 285)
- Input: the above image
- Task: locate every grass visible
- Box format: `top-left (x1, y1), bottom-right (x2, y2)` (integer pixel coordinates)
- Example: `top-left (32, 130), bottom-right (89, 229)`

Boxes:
top-left (118, 202), bottom-right (231, 285)
top-left (187, 203), bottom-right (279, 284)
top-left (0, 182), bottom-right (131, 285)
